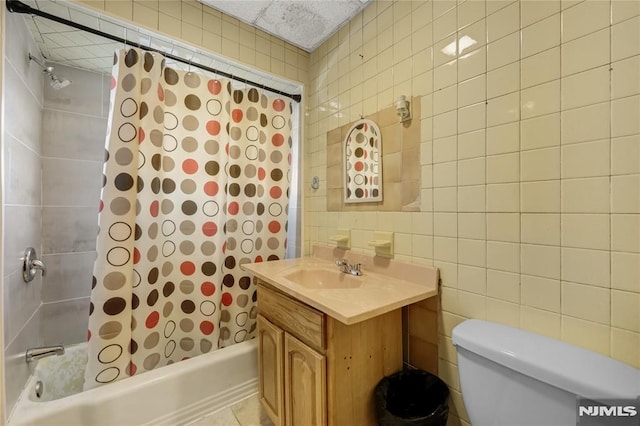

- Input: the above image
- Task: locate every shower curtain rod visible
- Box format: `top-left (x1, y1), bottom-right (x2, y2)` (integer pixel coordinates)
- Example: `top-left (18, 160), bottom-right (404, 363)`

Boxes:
top-left (6, 0), bottom-right (302, 102)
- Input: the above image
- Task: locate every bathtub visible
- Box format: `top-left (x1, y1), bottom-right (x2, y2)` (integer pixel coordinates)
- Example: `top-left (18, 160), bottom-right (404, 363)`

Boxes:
top-left (9, 340), bottom-right (258, 426)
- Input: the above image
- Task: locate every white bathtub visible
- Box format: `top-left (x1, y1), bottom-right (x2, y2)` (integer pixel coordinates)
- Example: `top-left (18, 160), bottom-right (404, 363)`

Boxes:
top-left (9, 340), bottom-right (258, 426)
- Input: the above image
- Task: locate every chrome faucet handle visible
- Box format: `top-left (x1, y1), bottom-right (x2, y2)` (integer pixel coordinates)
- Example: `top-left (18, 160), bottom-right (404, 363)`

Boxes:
top-left (335, 258), bottom-right (348, 266)
top-left (22, 247), bottom-right (47, 282)
top-left (350, 263), bottom-right (363, 276)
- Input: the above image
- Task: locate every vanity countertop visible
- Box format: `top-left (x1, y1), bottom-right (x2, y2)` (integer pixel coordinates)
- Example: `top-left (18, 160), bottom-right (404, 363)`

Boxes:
top-left (242, 246), bottom-right (439, 325)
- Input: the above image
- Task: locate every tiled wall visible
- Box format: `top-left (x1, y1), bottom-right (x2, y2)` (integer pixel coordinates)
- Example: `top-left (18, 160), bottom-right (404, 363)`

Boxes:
top-left (305, 1), bottom-right (640, 424)
top-left (74, 0), bottom-right (309, 84)
top-left (326, 97), bottom-right (421, 211)
top-left (41, 63), bottom-right (109, 346)
top-left (2, 11), bottom-right (45, 416)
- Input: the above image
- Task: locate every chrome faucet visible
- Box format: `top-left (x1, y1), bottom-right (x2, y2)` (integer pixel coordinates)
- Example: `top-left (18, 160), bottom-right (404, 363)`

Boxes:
top-left (335, 259), bottom-right (363, 276)
top-left (25, 345), bottom-right (65, 363)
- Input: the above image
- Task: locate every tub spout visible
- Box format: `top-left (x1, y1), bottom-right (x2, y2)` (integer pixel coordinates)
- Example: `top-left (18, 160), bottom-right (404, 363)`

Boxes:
top-left (25, 345), bottom-right (64, 363)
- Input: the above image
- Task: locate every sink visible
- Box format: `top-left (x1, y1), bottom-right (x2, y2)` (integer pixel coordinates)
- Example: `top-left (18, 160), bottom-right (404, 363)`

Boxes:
top-left (282, 267), bottom-right (362, 289)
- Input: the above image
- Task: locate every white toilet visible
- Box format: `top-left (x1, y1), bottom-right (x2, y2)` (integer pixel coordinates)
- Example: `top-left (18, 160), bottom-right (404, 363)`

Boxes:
top-left (452, 320), bottom-right (640, 426)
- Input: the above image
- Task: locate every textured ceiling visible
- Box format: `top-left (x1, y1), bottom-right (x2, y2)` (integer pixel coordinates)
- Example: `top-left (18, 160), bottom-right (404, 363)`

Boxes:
top-left (200, 0), bottom-right (372, 52)
top-left (19, 0), bottom-right (301, 95)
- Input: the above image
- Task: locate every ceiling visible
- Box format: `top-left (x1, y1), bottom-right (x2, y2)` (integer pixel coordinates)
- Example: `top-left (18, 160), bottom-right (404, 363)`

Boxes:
top-left (17, 0), bottom-right (302, 96)
top-left (200, 0), bottom-right (371, 52)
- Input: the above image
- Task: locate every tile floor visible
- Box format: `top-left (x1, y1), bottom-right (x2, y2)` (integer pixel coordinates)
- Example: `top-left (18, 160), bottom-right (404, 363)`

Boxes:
top-left (185, 393), bottom-right (274, 426)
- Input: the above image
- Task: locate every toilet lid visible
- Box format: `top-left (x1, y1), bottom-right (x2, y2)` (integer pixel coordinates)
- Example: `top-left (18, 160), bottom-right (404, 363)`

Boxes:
top-left (453, 319), bottom-right (640, 400)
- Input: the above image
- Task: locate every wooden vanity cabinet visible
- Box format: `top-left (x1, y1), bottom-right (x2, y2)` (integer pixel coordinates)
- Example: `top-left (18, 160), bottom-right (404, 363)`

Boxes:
top-left (257, 280), bottom-right (403, 426)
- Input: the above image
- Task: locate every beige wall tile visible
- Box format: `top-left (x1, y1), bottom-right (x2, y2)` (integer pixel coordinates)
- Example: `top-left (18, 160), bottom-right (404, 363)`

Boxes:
top-left (521, 47), bottom-right (560, 89)
top-left (521, 13), bottom-right (560, 58)
top-left (521, 244), bottom-right (561, 279)
top-left (521, 147), bottom-right (560, 181)
top-left (612, 215), bottom-right (640, 253)
top-left (458, 129), bottom-right (486, 160)
top-left (458, 49), bottom-right (487, 82)
top-left (487, 241), bottom-right (521, 273)
top-left (458, 264), bottom-right (487, 294)
top-left (457, 185), bottom-right (485, 212)
top-left (561, 28), bottom-right (610, 77)
top-left (561, 102), bottom-right (611, 145)
top-left (521, 113), bottom-right (560, 150)
top-left (562, 247), bottom-right (610, 288)
top-left (611, 135), bottom-right (640, 175)
top-left (562, 177), bottom-right (610, 213)
top-left (612, 0), bottom-right (640, 24)
top-left (561, 66), bottom-right (610, 110)
top-left (521, 306), bottom-right (561, 339)
top-left (612, 56), bottom-right (640, 99)
top-left (561, 316), bottom-right (610, 356)
top-left (458, 103), bottom-right (486, 134)
top-left (487, 122), bottom-right (520, 155)
top-left (611, 252), bottom-right (640, 292)
top-left (487, 269), bottom-right (520, 303)
top-left (521, 80), bottom-right (560, 119)
top-left (487, 152), bottom-right (520, 183)
top-left (521, 0), bottom-right (561, 28)
top-left (521, 213), bottom-right (560, 246)
top-left (521, 274), bottom-right (561, 312)
top-left (434, 212), bottom-right (458, 237)
top-left (458, 157), bottom-right (486, 186)
top-left (612, 95), bottom-right (640, 138)
top-left (612, 175), bottom-right (640, 213)
top-left (458, 238), bottom-right (486, 267)
top-left (487, 2), bottom-right (519, 42)
top-left (612, 16), bottom-right (640, 61)
top-left (561, 139), bottom-right (610, 178)
top-left (611, 327), bottom-right (640, 368)
top-left (458, 212), bottom-right (486, 240)
top-left (611, 290), bottom-right (640, 332)
top-left (488, 62), bottom-right (520, 99)
top-left (562, 0), bottom-right (610, 42)
top-left (487, 92), bottom-right (520, 126)
top-left (458, 75), bottom-right (486, 108)
top-left (487, 213), bottom-right (520, 242)
top-left (561, 214), bottom-right (610, 250)
top-left (487, 183), bottom-right (520, 212)
top-left (561, 281), bottom-right (610, 325)
top-left (521, 180), bottom-right (561, 212)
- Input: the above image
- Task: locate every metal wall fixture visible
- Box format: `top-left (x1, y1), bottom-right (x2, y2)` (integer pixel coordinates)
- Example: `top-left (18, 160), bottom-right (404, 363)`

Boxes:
top-left (22, 247), bottom-right (47, 282)
top-left (395, 95), bottom-right (412, 122)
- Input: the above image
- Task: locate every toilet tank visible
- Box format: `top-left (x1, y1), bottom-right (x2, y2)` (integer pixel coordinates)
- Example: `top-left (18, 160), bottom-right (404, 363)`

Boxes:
top-left (452, 320), bottom-right (640, 426)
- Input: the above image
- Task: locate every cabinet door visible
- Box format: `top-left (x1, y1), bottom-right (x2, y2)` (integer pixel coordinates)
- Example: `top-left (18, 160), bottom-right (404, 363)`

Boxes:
top-left (258, 315), bottom-right (285, 426)
top-left (284, 333), bottom-right (326, 426)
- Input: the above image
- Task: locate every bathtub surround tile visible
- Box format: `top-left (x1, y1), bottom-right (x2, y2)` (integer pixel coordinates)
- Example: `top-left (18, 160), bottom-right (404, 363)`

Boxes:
top-left (42, 109), bottom-right (108, 161)
top-left (41, 252), bottom-right (96, 303)
top-left (4, 266), bottom-right (42, 348)
top-left (4, 308), bottom-right (42, 417)
top-left (42, 206), bottom-right (99, 254)
top-left (43, 63), bottom-right (105, 116)
top-left (3, 205), bottom-right (42, 277)
top-left (5, 12), bottom-right (45, 103)
top-left (41, 298), bottom-right (90, 346)
top-left (42, 158), bottom-right (103, 207)
top-left (4, 133), bottom-right (42, 206)
top-left (4, 60), bottom-right (43, 154)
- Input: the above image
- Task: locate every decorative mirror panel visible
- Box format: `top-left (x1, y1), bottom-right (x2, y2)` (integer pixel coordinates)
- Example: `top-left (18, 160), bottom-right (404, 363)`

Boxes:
top-left (344, 119), bottom-right (382, 203)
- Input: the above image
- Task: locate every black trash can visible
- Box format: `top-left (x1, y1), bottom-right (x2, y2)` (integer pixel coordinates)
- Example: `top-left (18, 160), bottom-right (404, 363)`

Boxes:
top-left (374, 369), bottom-right (449, 426)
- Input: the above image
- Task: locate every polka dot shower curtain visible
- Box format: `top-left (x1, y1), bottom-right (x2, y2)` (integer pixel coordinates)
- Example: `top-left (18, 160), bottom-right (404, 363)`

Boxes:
top-left (84, 48), bottom-right (292, 390)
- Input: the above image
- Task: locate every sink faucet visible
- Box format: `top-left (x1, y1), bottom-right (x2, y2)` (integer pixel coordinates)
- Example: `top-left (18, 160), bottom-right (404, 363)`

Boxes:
top-left (335, 259), bottom-right (363, 276)
top-left (25, 345), bottom-right (65, 363)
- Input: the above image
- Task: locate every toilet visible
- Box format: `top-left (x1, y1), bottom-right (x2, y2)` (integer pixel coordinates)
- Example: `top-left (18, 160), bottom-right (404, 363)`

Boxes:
top-left (452, 320), bottom-right (640, 425)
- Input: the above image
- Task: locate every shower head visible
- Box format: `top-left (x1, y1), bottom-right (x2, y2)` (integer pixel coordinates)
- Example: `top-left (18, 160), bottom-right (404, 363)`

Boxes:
top-left (28, 53), bottom-right (72, 90)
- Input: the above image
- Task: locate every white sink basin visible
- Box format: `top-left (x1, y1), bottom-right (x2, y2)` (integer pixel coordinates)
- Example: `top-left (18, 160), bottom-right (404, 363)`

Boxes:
top-left (282, 267), bottom-right (362, 289)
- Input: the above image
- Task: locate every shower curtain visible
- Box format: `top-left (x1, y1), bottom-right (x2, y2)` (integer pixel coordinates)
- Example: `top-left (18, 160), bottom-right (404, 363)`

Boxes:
top-left (84, 48), bottom-right (292, 390)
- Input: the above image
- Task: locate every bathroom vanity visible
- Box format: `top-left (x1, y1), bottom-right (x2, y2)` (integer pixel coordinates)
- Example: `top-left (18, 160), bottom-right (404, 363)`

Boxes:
top-left (242, 246), bottom-right (439, 426)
